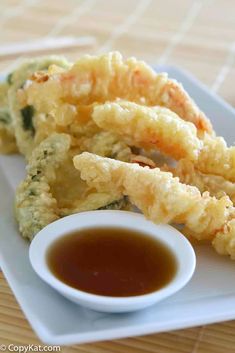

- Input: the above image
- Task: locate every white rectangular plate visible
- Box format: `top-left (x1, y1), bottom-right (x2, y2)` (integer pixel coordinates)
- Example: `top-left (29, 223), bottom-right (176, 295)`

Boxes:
top-left (1, 66), bottom-right (235, 345)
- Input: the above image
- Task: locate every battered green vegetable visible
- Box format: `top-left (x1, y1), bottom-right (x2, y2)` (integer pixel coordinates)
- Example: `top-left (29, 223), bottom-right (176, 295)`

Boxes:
top-left (0, 109), bottom-right (11, 124)
top-left (99, 197), bottom-right (130, 210)
top-left (20, 105), bottom-right (35, 134)
top-left (7, 72), bottom-right (13, 85)
top-left (8, 55), bottom-right (71, 157)
top-left (15, 133), bottom-right (126, 241)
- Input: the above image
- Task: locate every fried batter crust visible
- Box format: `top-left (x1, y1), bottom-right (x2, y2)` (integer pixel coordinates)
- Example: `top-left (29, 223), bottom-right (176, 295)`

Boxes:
top-left (74, 153), bottom-right (234, 239)
top-left (8, 56), bottom-right (71, 157)
top-left (0, 82), bottom-right (18, 153)
top-left (164, 159), bottom-right (235, 203)
top-left (74, 152), bottom-right (235, 258)
top-left (196, 135), bottom-right (235, 182)
top-left (68, 52), bottom-right (212, 133)
top-left (15, 133), bottom-right (130, 240)
top-left (78, 131), bottom-right (132, 161)
top-left (92, 101), bottom-right (235, 184)
top-left (213, 220), bottom-right (235, 259)
top-left (92, 101), bottom-right (202, 160)
top-left (15, 133), bottom-right (70, 240)
top-left (16, 52), bottom-right (212, 157)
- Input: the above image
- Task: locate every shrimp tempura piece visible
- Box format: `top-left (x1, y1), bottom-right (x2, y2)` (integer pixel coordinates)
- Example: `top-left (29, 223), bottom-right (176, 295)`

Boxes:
top-left (196, 135), bottom-right (235, 182)
top-left (74, 152), bottom-right (235, 258)
top-left (69, 52), bottom-right (212, 134)
top-left (93, 101), bottom-right (235, 183)
top-left (164, 159), bottom-right (235, 203)
top-left (74, 153), bottom-right (234, 239)
top-left (92, 101), bottom-right (202, 161)
top-left (18, 52), bottom-right (212, 156)
top-left (213, 220), bottom-right (235, 258)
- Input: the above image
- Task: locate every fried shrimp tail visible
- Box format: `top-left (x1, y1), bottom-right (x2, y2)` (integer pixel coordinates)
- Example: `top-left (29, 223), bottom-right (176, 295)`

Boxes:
top-left (159, 76), bottom-right (212, 135)
top-left (92, 101), bottom-right (202, 160)
top-left (74, 153), bottom-right (235, 243)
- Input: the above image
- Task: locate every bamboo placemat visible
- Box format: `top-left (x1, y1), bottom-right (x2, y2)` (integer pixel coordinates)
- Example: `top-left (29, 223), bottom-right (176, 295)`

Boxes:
top-left (1, 272), bottom-right (235, 353)
top-left (0, 0), bottom-right (235, 352)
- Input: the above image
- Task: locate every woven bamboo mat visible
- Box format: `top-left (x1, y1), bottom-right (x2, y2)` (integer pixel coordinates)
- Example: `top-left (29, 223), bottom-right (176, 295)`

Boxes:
top-left (1, 272), bottom-right (235, 353)
top-left (0, 0), bottom-right (235, 352)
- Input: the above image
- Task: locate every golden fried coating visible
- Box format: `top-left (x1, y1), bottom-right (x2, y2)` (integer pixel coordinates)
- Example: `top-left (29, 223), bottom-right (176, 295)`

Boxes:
top-left (15, 52), bottom-right (211, 157)
top-left (159, 75), bottom-right (212, 135)
top-left (15, 133), bottom-right (69, 239)
top-left (0, 124), bottom-right (18, 153)
top-left (196, 135), bottom-right (235, 182)
top-left (92, 101), bottom-right (235, 184)
top-left (78, 131), bottom-right (132, 161)
top-left (92, 101), bottom-right (202, 160)
top-left (0, 81), bottom-right (9, 107)
top-left (74, 153), bottom-right (235, 242)
top-left (15, 134), bottom-right (127, 240)
top-left (10, 52), bottom-right (235, 258)
top-left (8, 56), bottom-right (71, 157)
top-left (164, 159), bottom-right (235, 203)
top-left (0, 81), bottom-right (18, 153)
top-left (67, 52), bottom-right (212, 133)
top-left (213, 220), bottom-right (235, 259)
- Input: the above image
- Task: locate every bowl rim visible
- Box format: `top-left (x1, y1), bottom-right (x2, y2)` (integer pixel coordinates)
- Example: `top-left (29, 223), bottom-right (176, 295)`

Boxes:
top-left (29, 210), bottom-right (196, 308)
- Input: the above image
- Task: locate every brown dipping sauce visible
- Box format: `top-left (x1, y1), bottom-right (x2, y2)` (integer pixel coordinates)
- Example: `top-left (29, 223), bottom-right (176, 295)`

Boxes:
top-left (47, 228), bottom-right (177, 297)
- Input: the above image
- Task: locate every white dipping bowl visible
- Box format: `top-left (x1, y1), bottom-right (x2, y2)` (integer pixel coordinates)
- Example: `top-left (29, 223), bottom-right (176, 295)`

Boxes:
top-left (29, 210), bottom-right (196, 313)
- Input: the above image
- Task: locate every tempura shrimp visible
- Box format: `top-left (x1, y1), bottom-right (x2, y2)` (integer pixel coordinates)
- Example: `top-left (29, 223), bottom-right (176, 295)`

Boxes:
top-left (15, 52), bottom-right (212, 157)
top-left (74, 152), bottom-right (235, 259)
